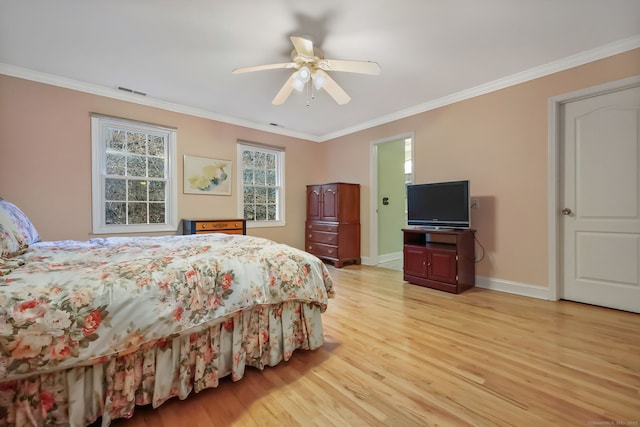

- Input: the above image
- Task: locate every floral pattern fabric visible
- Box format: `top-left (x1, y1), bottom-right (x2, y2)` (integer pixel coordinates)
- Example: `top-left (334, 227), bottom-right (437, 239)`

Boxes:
top-left (1, 233), bottom-right (334, 380)
top-left (0, 233), bottom-right (334, 426)
top-left (0, 199), bottom-right (40, 249)
top-left (0, 301), bottom-right (327, 427)
top-left (0, 199), bottom-right (39, 262)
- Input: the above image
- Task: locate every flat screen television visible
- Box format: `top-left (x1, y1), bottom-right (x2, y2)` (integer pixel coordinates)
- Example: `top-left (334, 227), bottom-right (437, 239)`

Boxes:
top-left (406, 180), bottom-right (470, 229)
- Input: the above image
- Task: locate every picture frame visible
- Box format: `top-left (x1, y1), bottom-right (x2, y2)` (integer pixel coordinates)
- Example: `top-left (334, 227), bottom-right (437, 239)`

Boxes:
top-left (183, 154), bottom-right (232, 195)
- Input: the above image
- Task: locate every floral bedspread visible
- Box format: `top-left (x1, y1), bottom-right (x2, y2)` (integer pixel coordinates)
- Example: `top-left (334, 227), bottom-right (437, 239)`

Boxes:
top-left (0, 234), bottom-right (334, 381)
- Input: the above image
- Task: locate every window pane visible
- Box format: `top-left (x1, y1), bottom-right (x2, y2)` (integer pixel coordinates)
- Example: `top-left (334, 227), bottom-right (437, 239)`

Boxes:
top-left (149, 136), bottom-right (165, 156)
top-left (128, 202), bottom-right (147, 224)
top-left (148, 181), bottom-right (165, 201)
top-left (107, 129), bottom-right (126, 152)
top-left (148, 157), bottom-right (165, 178)
top-left (106, 153), bottom-right (126, 175)
top-left (242, 150), bottom-right (254, 168)
top-left (266, 153), bottom-right (276, 169)
top-left (266, 170), bottom-right (276, 185)
top-left (255, 187), bottom-right (267, 203)
top-left (149, 203), bottom-right (165, 223)
top-left (105, 202), bottom-right (126, 224)
top-left (93, 115), bottom-right (176, 234)
top-left (255, 152), bottom-right (266, 168)
top-left (243, 186), bottom-right (255, 204)
top-left (239, 144), bottom-right (283, 225)
top-left (267, 204), bottom-right (276, 220)
top-left (127, 155), bottom-right (146, 177)
top-left (127, 132), bottom-right (147, 155)
top-left (244, 204), bottom-right (255, 221)
top-left (243, 169), bottom-right (254, 185)
top-left (255, 204), bottom-right (266, 220)
top-left (105, 178), bottom-right (126, 201)
top-left (267, 188), bottom-right (277, 204)
top-left (128, 179), bottom-right (148, 201)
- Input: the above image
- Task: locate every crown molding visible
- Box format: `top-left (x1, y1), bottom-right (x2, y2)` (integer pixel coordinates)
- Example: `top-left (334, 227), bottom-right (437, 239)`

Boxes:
top-left (2, 35), bottom-right (638, 143)
top-left (320, 35), bottom-right (640, 141)
top-left (0, 63), bottom-right (322, 142)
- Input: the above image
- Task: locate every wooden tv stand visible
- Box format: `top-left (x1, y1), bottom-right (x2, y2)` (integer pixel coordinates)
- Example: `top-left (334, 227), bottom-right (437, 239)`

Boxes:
top-left (402, 228), bottom-right (475, 294)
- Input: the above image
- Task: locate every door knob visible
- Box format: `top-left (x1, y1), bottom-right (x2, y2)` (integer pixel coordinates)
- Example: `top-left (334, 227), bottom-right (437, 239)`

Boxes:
top-left (561, 208), bottom-right (572, 215)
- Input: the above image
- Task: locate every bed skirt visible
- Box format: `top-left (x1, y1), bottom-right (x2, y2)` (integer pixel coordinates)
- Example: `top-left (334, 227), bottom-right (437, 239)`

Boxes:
top-left (0, 301), bottom-right (325, 427)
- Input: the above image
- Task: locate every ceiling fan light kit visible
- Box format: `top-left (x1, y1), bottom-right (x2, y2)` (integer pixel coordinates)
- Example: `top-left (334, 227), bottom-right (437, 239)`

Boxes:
top-left (292, 65), bottom-right (312, 92)
top-left (311, 71), bottom-right (325, 91)
top-left (232, 36), bottom-right (380, 106)
top-left (296, 66), bottom-right (311, 83)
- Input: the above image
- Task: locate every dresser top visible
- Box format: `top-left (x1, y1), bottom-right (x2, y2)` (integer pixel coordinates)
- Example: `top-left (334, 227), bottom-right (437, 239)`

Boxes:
top-left (183, 218), bottom-right (245, 222)
top-left (306, 182), bottom-right (360, 187)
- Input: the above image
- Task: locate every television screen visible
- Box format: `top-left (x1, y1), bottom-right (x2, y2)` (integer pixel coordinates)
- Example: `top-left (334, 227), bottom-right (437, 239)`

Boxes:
top-left (406, 180), bottom-right (470, 229)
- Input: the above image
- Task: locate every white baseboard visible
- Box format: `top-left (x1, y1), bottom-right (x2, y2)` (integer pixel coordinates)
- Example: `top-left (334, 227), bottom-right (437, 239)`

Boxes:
top-left (377, 252), bottom-right (402, 264)
top-left (361, 261), bottom-right (551, 301)
top-left (361, 256), bottom-right (374, 266)
top-left (361, 251), bottom-right (402, 267)
top-left (475, 276), bottom-right (550, 300)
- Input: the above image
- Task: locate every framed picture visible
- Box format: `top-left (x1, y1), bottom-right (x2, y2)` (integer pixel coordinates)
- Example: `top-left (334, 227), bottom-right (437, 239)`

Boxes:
top-left (184, 155), bottom-right (232, 195)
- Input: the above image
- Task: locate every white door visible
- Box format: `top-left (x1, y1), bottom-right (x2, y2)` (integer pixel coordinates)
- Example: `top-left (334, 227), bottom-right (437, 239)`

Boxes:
top-left (561, 84), bottom-right (640, 313)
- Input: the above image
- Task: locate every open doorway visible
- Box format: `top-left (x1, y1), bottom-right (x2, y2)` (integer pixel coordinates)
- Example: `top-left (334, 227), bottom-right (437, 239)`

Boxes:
top-left (370, 133), bottom-right (413, 270)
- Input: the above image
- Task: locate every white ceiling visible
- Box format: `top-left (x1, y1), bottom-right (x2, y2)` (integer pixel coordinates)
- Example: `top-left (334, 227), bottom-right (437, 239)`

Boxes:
top-left (1, 0), bottom-right (639, 141)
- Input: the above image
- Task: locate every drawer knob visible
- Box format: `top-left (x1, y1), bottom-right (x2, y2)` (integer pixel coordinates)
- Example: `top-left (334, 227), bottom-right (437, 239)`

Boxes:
top-left (308, 234), bottom-right (312, 238)
top-left (327, 249), bottom-right (333, 254)
top-left (308, 246), bottom-right (313, 250)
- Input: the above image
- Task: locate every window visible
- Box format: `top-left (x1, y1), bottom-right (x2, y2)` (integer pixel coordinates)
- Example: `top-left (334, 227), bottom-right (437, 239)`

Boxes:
top-left (237, 142), bottom-right (285, 227)
top-left (91, 115), bottom-right (178, 234)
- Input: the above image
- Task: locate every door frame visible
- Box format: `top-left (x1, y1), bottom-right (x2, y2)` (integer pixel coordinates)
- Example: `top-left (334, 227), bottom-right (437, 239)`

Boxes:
top-left (547, 74), bottom-right (640, 301)
top-left (369, 132), bottom-right (414, 265)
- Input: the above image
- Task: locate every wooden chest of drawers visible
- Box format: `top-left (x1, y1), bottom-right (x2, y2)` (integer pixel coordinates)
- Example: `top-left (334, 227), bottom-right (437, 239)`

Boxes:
top-left (305, 221), bottom-right (360, 267)
top-left (182, 219), bottom-right (246, 235)
top-left (305, 182), bottom-right (360, 268)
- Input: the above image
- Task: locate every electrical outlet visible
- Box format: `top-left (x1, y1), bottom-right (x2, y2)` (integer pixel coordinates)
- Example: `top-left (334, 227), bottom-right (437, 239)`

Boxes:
top-left (471, 198), bottom-right (479, 209)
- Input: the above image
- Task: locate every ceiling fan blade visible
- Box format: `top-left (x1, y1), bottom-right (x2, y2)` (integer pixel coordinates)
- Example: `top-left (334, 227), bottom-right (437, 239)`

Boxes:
top-left (232, 62), bottom-right (296, 74)
top-left (316, 70), bottom-right (351, 105)
top-left (318, 59), bottom-right (381, 75)
top-left (290, 36), bottom-right (314, 59)
top-left (272, 73), bottom-right (297, 105)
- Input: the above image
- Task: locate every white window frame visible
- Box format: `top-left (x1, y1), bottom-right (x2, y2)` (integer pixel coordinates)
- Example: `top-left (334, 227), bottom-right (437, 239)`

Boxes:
top-left (91, 115), bottom-right (178, 234)
top-left (236, 141), bottom-right (286, 228)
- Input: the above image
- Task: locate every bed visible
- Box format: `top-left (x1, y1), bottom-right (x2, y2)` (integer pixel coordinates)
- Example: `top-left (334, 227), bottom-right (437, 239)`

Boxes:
top-left (0, 199), bottom-right (335, 427)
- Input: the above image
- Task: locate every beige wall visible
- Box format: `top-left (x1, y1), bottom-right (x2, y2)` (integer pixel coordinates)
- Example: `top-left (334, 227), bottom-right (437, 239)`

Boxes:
top-left (320, 48), bottom-right (640, 288)
top-left (0, 75), bottom-right (326, 249)
top-left (1, 48), bottom-right (638, 289)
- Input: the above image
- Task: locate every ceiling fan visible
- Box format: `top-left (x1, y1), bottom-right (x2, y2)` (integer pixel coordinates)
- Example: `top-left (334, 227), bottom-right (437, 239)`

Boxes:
top-left (232, 36), bottom-right (381, 106)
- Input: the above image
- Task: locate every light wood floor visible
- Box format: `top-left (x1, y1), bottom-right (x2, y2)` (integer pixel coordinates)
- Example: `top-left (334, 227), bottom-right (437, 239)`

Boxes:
top-left (110, 265), bottom-right (640, 427)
